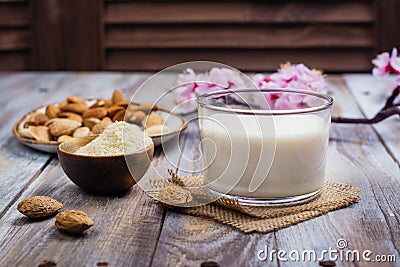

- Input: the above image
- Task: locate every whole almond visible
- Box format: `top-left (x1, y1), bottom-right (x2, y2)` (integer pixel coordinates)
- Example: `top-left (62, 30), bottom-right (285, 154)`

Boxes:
top-left (57, 135), bottom-right (73, 142)
top-left (92, 121), bottom-right (112, 134)
top-left (89, 99), bottom-right (106, 108)
top-left (67, 96), bottom-right (85, 104)
top-left (58, 112), bottom-right (83, 122)
top-left (55, 210), bottom-right (94, 234)
top-left (102, 117), bottom-right (112, 123)
top-left (136, 103), bottom-right (156, 114)
top-left (45, 104), bottom-right (60, 119)
top-left (73, 127), bottom-right (90, 138)
top-left (45, 118), bottom-right (64, 127)
top-left (48, 119), bottom-right (81, 137)
top-left (158, 186), bottom-right (193, 205)
top-left (142, 112), bottom-right (165, 128)
top-left (83, 118), bottom-right (101, 130)
top-left (112, 90), bottom-right (126, 104)
top-left (112, 109), bottom-right (125, 122)
top-left (60, 103), bottom-right (87, 114)
top-left (24, 121), bottom-right (37, 128)
top-left (114, 100), bottom-right (129, 108)
top-left (107, 106), bottom-right (124, 117)
top-left (82, 107), bottom-right (107, 119)
top-left (58, 100), bottom-right (68, 109)
top-left (145, 125), bottom-right (170, 136)
top-left (127, 110), bottom-right (146, 124)
top-left (34, 114), bottom-right (49, 125)
top-left (127, 104), bottom-right (138, 112)
top-left (29, 126), bottom-right (51, 141)
top-left (19, 128), bottom-right (33, 139)
top-left (17, 196), bottom-right (63, 218)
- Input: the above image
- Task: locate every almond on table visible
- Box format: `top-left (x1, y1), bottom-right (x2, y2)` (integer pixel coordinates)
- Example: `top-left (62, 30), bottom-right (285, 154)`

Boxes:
top-left (55, 210), bottom-right (94, 234)
top-left (17, 196), bottom-right (63, 218)
top-left (17, 88), bottom-right (170, 143)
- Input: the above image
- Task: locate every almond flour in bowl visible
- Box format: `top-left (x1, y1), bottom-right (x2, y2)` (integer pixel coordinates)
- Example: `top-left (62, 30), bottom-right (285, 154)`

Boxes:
top-left (75, 121), bottom-right (153, 156)
top-left (58, 121), bottom-right (154, 193)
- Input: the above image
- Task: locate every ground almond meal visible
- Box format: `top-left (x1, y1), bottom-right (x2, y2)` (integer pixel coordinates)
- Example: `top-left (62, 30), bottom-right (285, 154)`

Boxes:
top-left (75, 121), bottom-right (153, 156)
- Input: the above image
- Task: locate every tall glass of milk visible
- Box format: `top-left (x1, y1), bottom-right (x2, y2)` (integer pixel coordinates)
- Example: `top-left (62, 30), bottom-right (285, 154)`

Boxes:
top-left (197, 89), bottom-right (333, 206)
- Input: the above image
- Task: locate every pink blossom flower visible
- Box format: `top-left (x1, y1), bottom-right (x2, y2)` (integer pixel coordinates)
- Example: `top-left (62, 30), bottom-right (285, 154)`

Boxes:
top-left (174, 64), bottom-right (328, 110)
top-left (253, 63), bottom-right (328, 109)
top-left (209, 68), bottom-right (246, 88)
top-left (372, 48), bottom-right (400, 77)
top-left (174, 68), bottom-right (246, 106)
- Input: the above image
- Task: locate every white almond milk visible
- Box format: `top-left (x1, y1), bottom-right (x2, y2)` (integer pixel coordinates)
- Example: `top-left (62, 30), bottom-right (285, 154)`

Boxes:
top-left (200, 113), bottom-right (329, 198)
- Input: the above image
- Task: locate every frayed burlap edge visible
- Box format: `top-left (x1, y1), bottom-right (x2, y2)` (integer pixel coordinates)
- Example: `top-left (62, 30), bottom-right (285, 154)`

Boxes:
top-left (147, 172), bottom-right (360, 234)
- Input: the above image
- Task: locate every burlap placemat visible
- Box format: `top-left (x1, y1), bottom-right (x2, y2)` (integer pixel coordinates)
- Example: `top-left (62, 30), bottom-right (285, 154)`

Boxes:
top-left (147, 171), bottom-right (360, 234)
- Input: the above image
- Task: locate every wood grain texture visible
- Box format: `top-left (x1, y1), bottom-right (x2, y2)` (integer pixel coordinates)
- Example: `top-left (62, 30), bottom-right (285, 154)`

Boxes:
top-left (0, 72), bottom-right (178, 267)
top-left (0, 52), bottom-right (30, 70)
top-left (377, 0), bottom-right (400, 51)
top-left (31, 0), bottom-right (104, 70)
top-left (105, 24), bottom-right (373, 49)
top-left (150, 76), bottom-right (400, 266)
top-left (343, 74), bottom-right (400, 164)
top-left (0, 159), bottom-right (165, 267)
top-left (0, 28), bottom-right (30, 51)
top-left (152, 117), bottom-right (279, 267)
top-left (0, 1), bottom-right (30, 27)
top-left (0, 73), bottom-right (145, 216)
top-left (0, 73), bottom-right (398, 267)
top-left (275, 76), bottom-right (400, 266)
top-left (106, 48), bottom-right (374, 72)
top-left (105, 1), bottom-right (374, 24)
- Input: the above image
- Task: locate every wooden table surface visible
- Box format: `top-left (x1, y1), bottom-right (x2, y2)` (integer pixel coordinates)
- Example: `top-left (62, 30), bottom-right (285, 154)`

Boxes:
top-left (0, 73), bottom-right (398, 267)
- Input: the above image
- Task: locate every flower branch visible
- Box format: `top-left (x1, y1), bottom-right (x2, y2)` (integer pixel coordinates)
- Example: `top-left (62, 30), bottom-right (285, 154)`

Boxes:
top-left (331, 86), bottom-right (400, 124)
top-left (174, 48), bottom-right (400, 124)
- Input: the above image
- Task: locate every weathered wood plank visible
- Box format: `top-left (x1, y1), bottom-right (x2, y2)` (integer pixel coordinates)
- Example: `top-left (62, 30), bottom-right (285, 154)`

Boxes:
top-left (0, 73), bottom-right (146, 216)
top-left (152, 75), bottom-right (399, 266)
top-left (106, 49), bottom-right (374, 72)
top-left (0, 52), bottom-right (30, 70)
top-left (343, 74), bottom-right (400, 164)
top-left (0, 158), bottom-right (165, 267)
top-left (0, 72), bottom-right (190, 267)
top-left (31, 0), bottom-right (104, 70)
top-left (275, 76), bottom-right (400, 266)
top-left (105, 1), bottom-right (374, 24)
top-left (152, 97), bottom-right (278, 266)
top-left (0, 28), bottom-right (30, 51)
top-left (105, 24), bottom-right (373, 49)
top-left (0, 2), bottom-right (30, 27)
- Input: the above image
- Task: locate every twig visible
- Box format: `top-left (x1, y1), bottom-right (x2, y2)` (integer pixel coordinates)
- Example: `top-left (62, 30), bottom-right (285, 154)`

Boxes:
top-left (331, 86), bottom-right (400, 124)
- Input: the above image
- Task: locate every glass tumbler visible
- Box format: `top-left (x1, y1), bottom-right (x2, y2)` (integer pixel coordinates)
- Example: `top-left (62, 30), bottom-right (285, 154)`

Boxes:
top-left (197, 89), bottom-right (333, 206)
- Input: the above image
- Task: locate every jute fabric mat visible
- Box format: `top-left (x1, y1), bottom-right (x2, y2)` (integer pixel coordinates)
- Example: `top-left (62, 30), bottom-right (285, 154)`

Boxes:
top-left (147, 171), bottom-right (360, 234)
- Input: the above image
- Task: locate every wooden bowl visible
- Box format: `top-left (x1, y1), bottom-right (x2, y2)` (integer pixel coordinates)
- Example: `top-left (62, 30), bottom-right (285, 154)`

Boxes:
top-left (58, 135), bottom-right (154, 194)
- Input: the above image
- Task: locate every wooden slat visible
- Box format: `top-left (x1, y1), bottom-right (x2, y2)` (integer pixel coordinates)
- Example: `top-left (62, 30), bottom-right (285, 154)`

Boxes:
top-left (106, 49), bottom-right (374, 72)
top-left (152, 75), bottom-right (400, 266)
top-left (0, 2), bottom-right (30, 27)
top-left (31, 0), bottom-right (104, 70)
top-left (276, 77), bottom-right (400, 266)
top-left (0, 29), bottom-right (30, 51)
top-left (343, 74), bottom-right (400, 164)
top-left (105, 1), bottom-right (374, 24)
top-left (0, 159), bottom-right (165, 267)
top-left (376, 0), bottom-right (400, 51)
top-left (105, 24), bottom-right (373, 49)
top-left (0, 73), bottom-right (162, 266)
top-left (0, 52), bottom-right (29, 70)
top-left (152, 116), bottom-right (279, 266)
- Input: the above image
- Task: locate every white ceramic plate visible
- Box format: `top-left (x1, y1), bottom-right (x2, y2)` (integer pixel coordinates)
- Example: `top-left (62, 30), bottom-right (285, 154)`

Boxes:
top-left (13, 101), bottom-right (187, 153)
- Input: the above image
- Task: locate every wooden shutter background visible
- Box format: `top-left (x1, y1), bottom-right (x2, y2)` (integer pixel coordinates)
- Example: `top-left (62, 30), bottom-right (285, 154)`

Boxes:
top-left (1, 0), bottom-right (399, 72)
